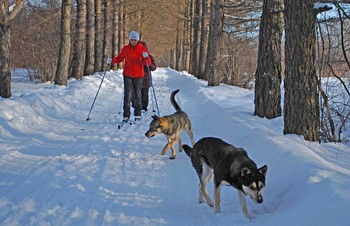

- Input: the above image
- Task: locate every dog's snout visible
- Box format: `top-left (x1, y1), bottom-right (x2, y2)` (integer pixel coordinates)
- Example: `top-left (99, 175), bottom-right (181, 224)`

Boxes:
top-left (257, 195), bottom-right (263, 203)
top-left (145, 131), bottom-right (155, 138)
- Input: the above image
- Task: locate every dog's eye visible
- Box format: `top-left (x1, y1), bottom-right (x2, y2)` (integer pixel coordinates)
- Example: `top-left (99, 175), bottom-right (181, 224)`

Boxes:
top-left (249, 185), bottom-right (256, 190)
top-left (258, 182), bottom-right (264, 190)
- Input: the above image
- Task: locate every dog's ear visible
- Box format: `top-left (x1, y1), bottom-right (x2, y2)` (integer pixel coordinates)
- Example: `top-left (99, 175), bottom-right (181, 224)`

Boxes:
top-left (152, 115), bottom-right (159, 120)
top-left (258, 165), bottom-right (267, 176)
top-left (241, 167), bottom-right (252, 177)
top-left (159, 118), bottom-right (166, 128)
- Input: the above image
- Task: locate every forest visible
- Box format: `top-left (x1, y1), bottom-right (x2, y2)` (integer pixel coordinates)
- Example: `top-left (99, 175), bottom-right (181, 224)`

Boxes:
top-left (1, 0), bottom-right (350, 143)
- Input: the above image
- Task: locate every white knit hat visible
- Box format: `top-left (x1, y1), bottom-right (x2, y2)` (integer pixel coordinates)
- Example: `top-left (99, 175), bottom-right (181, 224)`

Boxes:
top-left (128, 31), bottom-right (139, 41)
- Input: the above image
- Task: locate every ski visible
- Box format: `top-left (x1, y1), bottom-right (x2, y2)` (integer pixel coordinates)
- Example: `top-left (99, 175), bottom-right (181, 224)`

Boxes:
top-left (117, 120), bottom-right (129, 129)
top-left (130, 120), bottom-right (141, 126)
top-left (117, 120), bottom-right (139, 129)
top-left (118, 117), bottom-right (143, 129)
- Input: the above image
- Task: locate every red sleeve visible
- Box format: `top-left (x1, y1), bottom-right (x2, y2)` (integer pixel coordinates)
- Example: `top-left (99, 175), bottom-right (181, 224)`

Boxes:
top-left (112, 46), bottom-right (126, 64)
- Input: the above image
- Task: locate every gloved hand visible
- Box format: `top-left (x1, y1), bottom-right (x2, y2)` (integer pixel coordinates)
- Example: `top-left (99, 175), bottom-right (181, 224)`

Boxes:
top-left (107, 57), bottom-right (112, 65)
top-left (112, 64), bottom-right (118, 71)
top-left (142, 52), bottom-right (148, 58)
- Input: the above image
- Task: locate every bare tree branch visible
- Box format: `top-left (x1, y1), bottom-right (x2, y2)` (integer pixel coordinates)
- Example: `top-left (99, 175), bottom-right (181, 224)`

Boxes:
top-left (327, 63), bottom-right (350, 97)
top-left (333, 0), bottom-right (350, 21)
top-left (317, 0), bottom-right (350, 3)
top-left (9, 0), bottom-right (25, 20)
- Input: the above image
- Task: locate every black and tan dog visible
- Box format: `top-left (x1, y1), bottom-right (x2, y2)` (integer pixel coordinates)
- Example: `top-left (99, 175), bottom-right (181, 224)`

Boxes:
top-left (183, 137), bottom-right (267, 219)
top-left (145, 89), bottom-right (195, 159)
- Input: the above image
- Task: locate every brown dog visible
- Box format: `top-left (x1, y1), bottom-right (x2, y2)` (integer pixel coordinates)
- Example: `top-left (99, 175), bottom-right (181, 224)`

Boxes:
top-left (145, 89), bottom-right (195, 159)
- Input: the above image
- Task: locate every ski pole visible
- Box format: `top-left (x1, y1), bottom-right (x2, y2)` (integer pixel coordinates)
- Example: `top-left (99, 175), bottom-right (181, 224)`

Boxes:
top-left (118, 91), bottom-right (124, 114)
top-left (151, 83), bottom-right (160, 116)
top-left (150, 83), bottom-right (155, 113)
top-left (146, 59), bottom-right (160, 116)
top-left (86, 68), bottom-right (108, 121)
top-left (148, 67), bottom-right (155, 113)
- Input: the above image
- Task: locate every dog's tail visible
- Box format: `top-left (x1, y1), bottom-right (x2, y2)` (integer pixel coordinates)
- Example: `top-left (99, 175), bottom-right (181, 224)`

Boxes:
top-left (182, 144), bottom-right (193, 158)
top-left (170, 89), bottom-right (182, 112)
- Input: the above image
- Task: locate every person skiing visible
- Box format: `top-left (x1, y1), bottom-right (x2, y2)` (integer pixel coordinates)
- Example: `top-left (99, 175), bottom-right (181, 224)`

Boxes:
top-left (110, 31), bottom-right (151, 124)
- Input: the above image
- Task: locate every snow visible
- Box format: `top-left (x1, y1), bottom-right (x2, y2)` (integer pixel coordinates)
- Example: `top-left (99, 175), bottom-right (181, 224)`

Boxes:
top-left (314, 2), bottom-right (332, 10)
top-left (1, 68), bottom-right (350, 226)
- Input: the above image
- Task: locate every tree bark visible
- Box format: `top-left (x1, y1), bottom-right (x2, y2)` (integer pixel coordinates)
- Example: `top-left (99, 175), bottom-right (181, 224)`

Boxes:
top-left (0, 1), bottom-right (11, 97)
top-left (85, 0), bottom-right (95, 75)
top-left (0, 0), bottom-right (24, 98)
top-left (205, 0), bottom-right (222, 86)
top-left (254, 0), bottom-right (283, 119)
top-left (55, 0), bottom-right (71, 86)
top-left (175, 20), bottom-right (182, 71)
top-left (181, 1), bottom-right (190, 72)
top-left (284, 0), bottom-right (320, 141)
top-left (191, 0), bottom-right (201, 76)
top-left (102, 0), bottom-right (112, 69)
top-left (198, 0), bottom-right (208, 80)
top-left (112, 0), bottom-right (119, 57)
top-left (118, 1), bottom-right (123, 54)
top-left (71, 0), bottom-right (87, 80)
top-left (94, 0), bottom-right (103, 72)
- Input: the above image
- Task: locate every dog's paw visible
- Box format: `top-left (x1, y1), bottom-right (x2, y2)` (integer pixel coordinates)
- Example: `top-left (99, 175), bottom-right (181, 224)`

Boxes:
top-left (214, 207), bottom-right (221, 213)
top-left (242, 208), bottom-right (254, 219)
top-left (245, 213), bottom-right (253, 219)
top-left (169, 155), bottom-right (176, 160)
top-left (208, 201), bottom-right (214, 208)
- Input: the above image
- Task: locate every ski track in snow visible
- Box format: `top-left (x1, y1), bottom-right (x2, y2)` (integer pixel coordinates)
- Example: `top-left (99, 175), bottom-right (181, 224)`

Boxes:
top-left (0, 68), bottom-right (349, 226)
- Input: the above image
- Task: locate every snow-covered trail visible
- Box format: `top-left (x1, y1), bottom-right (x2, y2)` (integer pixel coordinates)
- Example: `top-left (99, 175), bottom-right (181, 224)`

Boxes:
top-left (0, 68), bottom-right (349, 226)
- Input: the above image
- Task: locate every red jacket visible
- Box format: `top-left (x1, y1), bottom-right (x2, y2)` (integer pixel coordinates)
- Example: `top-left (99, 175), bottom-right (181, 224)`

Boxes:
top-left (112, 42), bottom-right (151, 78)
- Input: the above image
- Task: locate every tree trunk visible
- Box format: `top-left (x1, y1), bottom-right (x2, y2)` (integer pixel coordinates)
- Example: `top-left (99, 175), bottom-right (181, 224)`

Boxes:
top-left (198, 0), bottom-right (208, 80)
top-left (191, 0), bottom-right (201, 76)
top-left (0, 0), bottom-right (24, 98)
top-left (175, 20), bottom-right (182, 71)
top-left (102, 0), bottom-right (112, 69)
top-left (186, 0), bottom-right (193, 72)
top-left (181, 2), bottom-right (188, 72)
top-left (85, 0), bottom-right (95, 75)
top-left (94, 0), bottom-right (103, 72)
top-left (205, 0), bottom-right (222, 86)
top-left (118, 1), bottom-right (123, 53)
top-left (170, 48), bottom-right (175, 68)
top-left (122, 4), bottom-right (127, 49)
top-left (0, 1), bottom-right (11, 98)
top-left (254, 0), bottom-right (283, 119)
top-left (71, 0), bottom-right (87, 80)
top-left (284, 0), bottom-right (320, 141)
top-left (112, 0), bottom-right (119, 57)
top-left (55, 0), bottom-right (71, 86)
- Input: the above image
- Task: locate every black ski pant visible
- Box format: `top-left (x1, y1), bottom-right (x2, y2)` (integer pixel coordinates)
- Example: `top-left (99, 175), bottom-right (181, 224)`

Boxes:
top-left (141, 87), bottom-right (149, 110)
top-left (123, 76), bottom-right (143, 118)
